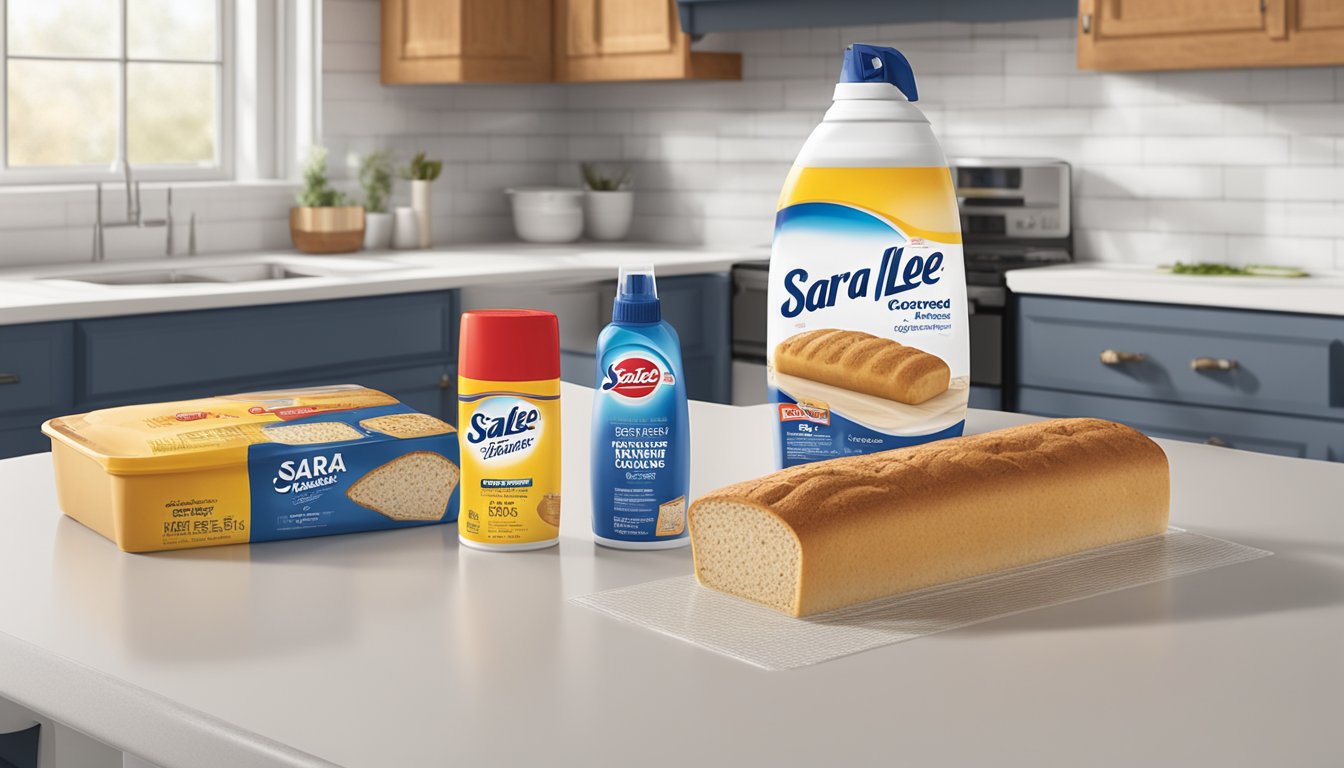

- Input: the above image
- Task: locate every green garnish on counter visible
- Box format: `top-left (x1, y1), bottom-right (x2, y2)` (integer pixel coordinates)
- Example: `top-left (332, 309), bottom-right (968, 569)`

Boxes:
top-left (1161, 262), bottom-right (1309, 278)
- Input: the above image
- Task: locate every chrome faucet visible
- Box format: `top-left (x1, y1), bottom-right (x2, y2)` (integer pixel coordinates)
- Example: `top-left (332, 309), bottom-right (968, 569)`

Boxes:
top-left (92, 162), bottom-right (174, 262)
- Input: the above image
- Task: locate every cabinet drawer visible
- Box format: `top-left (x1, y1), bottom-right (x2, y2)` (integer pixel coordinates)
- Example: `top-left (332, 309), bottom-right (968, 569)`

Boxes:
top-left (77, 292), bottom-right (457, 406)
top-left (1018, 296), bottom-right (1344, 420)
top-left (0, 323), bottom-right (73, 427)
top-left (0, 425), bottom-right (54, 459)
top-left (1019, 387), bottom-right (1344, 462)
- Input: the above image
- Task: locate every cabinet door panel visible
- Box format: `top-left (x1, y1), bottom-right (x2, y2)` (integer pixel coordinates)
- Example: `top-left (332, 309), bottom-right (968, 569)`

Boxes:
top-left (77, 293), bottom-right (455, 407)
top-left (1078, 0), bottom-right (1344, 69)
top-left (1018, 387), bottom-right (1344, 462)
top-left (554, 0), bottom-right (739, 81)
top-left (1017, 296), bottom-right (1344, 422)
top-left (0, 322), bottom-right (73, 429)
top-left (383, 0), bottom-right (551, 83)
top-left (401, 0), bottom-right (462, 58)
top-left (1098, 0), bottom-right (1266, 37)
top-left (1298, 0), bottom-right (1344, 30)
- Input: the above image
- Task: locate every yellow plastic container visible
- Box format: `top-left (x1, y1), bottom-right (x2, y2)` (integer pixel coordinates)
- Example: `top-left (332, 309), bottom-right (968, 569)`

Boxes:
top-left (43, 385), bottom-right (460, 553)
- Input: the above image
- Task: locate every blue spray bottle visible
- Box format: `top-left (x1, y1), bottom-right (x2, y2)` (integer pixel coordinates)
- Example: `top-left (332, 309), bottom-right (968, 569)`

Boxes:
top-left (591, 265), bottom-right (690, 549)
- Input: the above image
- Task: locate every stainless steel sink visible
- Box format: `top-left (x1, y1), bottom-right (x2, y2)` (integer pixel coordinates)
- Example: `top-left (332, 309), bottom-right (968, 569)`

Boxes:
top-left (44, 262), bottom-right (329, 286)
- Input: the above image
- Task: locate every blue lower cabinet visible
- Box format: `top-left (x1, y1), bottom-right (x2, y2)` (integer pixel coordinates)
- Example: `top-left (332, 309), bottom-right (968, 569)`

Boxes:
top-left (1014, 294), bottom-right (1344, 462)
top-left (1017, 296), bottom-right (1344, 421)
top-left (0, 291), bottom-right (461, 460)
top-left (0, 723), bottom-right (39, 768)
top-left (76, 291), bottom-right (458, 410)
top-left (1019, 387), bottom-right (1344, 461)
top-left (969, 385), bottom-right (1002, 411)
top-left (560, 350), bottom-right (597, 389)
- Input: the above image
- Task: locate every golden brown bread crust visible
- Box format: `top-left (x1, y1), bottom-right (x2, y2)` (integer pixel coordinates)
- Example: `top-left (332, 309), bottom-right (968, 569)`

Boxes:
top-left (774, 329), bottom-right (950, 405)
top-left (689, 418), bottom-right (1171, 616)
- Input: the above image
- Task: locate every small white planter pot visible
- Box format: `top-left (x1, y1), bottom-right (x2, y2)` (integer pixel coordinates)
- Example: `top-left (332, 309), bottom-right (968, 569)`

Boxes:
top-left (411, 180), bottom-right (433, 248)
top-left (583, 189), bottom-right (634, 241)
top-left (363, 211), bottom-right (394, 250)
top-left (393, 206), bottom-right (420, 250)
top-left (506, 187), bottom-right (584, 244)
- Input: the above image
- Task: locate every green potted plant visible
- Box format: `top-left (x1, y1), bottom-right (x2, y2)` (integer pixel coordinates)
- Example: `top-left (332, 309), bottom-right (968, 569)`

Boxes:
top-left (290, 146), bottom-right (364, 254)
top-left (401, 152), bottom-right (443, 248)
top-left (358, 150), bottom-right (394, 250)
top-left (580, 162), bottom-right (634, 241)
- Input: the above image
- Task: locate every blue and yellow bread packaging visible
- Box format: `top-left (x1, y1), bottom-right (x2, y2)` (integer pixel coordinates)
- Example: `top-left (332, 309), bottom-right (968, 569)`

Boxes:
top-left (42, 385), bottom-right (460, 552)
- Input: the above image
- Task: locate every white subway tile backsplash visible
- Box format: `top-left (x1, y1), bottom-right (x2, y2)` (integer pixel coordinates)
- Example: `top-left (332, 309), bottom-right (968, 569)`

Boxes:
top-left (323, 0), bottom-right (379, 43)
top-left (1003, 76), bottom-right (1072, 106)
top-left (1262, 103), bottom-right (1344, 134)
top-left (1091, 104), bottom-right (1225, 135)
top-left (321, 42), bottom-right (380, 73)
top-left (1076, 198), bottom-right (1149, 231)
top-left (1289, 135), bottom-right (1338, 165)
top-left (1003, 50), bottom-right (1077, 74)
top-left (1075, 229), bottom-right (1227, 264)
top-left (1248, 68), bottom-right (1337, 102)
top-left (1224, 167), bottom-right (1344, 201)
top-left (1227, 235), bottom-right (1337, 271)
top-left (1142, 136), bottom-right (1291, 165)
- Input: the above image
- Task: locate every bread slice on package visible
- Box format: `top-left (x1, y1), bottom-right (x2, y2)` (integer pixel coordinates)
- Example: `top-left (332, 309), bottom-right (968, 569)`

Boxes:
top-left (263, 422), bottom-right (364, 445)
top-left (360, 413), bottom-right (456, 439)
top-left (774, 328), bottom-right (950, 405)
top-left (347, 451), bottom-right (460, 522)
top-left (688, 418), bottom-right (1169, 617)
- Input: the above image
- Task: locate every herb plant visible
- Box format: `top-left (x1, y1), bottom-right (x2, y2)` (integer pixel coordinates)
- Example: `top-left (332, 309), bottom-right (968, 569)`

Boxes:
top-left (296, 145), bottom-right (345, 208)
top-left (358, 151), bottom-right (394, 214)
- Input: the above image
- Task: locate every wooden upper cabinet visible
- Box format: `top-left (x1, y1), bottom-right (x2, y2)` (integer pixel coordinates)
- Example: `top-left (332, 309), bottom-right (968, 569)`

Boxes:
top-left (555, 0), bottom-right (741, 82)
top-left (382, 0), bottom-right (552, 83)
top-left (1078, 0), bottom-right (1344, 70)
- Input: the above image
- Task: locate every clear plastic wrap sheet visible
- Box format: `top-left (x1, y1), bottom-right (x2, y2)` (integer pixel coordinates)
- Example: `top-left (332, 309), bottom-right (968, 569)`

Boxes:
top-left (571, 529), bottom-right (1271, 671)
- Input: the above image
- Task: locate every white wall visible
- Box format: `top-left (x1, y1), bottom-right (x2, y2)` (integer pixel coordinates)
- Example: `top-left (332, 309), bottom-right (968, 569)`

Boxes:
top-left (1, 2), bottom-right (1341, 270)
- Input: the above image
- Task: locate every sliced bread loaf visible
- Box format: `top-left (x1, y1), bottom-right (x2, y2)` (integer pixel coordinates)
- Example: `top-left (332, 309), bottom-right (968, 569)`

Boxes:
top-left (688, 418), bottom-right (1170, 617)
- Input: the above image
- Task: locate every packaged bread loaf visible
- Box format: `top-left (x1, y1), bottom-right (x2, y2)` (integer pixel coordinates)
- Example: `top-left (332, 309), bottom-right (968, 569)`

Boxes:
top-left (775, 329), bottom-right (950, 405)
top-left (43, 385), bottom-right (460, 552)
top-left (688, 418), bottom-right (1169, 617)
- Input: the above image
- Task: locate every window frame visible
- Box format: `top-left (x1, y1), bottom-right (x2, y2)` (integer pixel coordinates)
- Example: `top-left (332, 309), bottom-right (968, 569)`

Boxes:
top-left (0, 0), bottom-right (236, 185)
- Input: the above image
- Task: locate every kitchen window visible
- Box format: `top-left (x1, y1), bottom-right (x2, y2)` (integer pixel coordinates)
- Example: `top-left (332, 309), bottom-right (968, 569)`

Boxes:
top-left (0, 0), bottom-right (235, 184)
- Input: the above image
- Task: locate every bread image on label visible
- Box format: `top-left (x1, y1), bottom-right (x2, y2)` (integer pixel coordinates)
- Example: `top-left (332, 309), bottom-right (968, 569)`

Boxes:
top-left (774, 329), bottom-right (950, 406)
top-left (688, 418), bottom-right (1170, 617)
top-left (359, 413), bottom-right (456, 439)
top-left (346, 451), bottom-right (460, 522)
top-left (655, 496), bottom-right (686, 537)
top-left (263, 422), bottom-right (363, 445)
top-left (536, 493), bottom-right (562, 528)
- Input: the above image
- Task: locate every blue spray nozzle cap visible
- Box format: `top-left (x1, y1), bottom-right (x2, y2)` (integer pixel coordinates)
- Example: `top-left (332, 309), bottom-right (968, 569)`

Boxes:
top-left (839, 43), bottom-right (918, 102)
top-left (613, 265), bottom-right (661, 324)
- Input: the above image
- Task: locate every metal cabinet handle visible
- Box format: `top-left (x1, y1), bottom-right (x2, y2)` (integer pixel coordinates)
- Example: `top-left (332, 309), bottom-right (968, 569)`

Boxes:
top-left (1100, 349), bottom-right (1145, 365)
top-left (438, 373), bottom-right (453, 390)
top-left (0, 373), bottom-right (19, 385)
top-left (1191, 357), bottom-right (1238, 371)
top-left (1205, 436), bottom-right (1230, 448)
top-left (1081, 13), bottom-right (1092, 33)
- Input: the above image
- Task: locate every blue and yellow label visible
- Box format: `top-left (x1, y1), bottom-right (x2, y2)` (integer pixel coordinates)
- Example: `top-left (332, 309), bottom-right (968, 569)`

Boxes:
top-left (457, 376), bottom-right (562, 547)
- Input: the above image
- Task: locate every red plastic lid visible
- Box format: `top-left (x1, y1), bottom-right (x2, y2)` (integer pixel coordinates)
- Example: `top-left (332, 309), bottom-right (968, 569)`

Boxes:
top-left (459, 309), bottom-right (560, 381)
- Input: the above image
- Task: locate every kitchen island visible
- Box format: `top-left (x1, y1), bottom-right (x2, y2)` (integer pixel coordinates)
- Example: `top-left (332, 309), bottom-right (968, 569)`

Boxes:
top-left (0, 385), bottom-right (1341, 767)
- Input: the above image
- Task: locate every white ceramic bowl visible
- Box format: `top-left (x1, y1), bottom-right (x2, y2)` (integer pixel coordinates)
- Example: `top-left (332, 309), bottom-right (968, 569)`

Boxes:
top-left (506, 187), bottom-right (584, 244)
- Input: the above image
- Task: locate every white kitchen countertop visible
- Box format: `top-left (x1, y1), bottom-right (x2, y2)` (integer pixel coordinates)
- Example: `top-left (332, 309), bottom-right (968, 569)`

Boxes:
top-left (1006, 263), bottom-right (1344, 316)
top-left (0, 243), bottom-right (766, 325)
top-left (0, 384), bottom-right (1341, 767)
